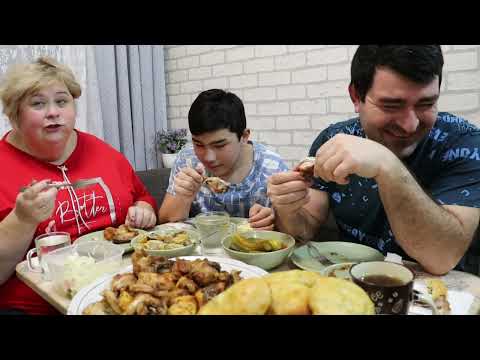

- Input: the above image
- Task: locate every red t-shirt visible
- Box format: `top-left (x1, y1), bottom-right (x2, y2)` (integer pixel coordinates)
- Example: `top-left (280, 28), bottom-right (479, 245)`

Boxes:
top-left (0, 130), bottom-right (157, 315)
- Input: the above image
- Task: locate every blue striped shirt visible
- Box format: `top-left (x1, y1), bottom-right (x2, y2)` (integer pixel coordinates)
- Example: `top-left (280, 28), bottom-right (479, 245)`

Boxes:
top-left (167, 141), bottom-right (288, 218)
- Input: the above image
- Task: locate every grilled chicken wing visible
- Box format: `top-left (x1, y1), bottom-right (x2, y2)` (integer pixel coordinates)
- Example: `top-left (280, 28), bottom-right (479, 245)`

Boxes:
top-left (203, 177), bottom-right (230, 193)
top-left (296, 156), bottom-right (316, 179)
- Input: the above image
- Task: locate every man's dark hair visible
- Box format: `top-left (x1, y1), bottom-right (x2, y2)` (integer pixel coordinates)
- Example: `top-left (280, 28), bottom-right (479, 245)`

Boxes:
top-left (188, 89), bottom-right (246, 140)
top-left (350, 45), bottom-right (444, 102)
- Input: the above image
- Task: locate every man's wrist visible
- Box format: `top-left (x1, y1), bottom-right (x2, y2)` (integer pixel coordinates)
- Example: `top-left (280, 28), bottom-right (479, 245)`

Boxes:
top-left (375, 151), bottom-right (404, 185)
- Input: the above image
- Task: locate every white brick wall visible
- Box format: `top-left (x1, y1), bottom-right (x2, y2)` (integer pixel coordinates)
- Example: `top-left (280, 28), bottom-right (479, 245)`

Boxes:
top-left (164, 45), bottom-right (480, 167)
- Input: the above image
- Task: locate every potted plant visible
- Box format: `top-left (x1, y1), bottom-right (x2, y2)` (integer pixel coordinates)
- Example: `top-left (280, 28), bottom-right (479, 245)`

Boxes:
top-left (155, 128), bottom-right (188, 168)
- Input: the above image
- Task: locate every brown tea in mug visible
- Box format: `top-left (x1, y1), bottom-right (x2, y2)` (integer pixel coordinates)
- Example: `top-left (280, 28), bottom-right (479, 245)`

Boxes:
top-left (361, 274), bottom-right (405, 287)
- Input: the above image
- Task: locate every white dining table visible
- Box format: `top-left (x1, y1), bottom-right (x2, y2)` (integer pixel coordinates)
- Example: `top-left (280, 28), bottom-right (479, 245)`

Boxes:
top-left (15, 223), bottom-right (480, 315)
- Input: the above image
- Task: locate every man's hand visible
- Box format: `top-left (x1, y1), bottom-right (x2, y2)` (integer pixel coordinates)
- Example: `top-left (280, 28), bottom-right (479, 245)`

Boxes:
top-left (174, 164), bottom-right (205, 199)
top-left (125, 203), bottom-right (157, 229)
top-left (314, 134), bottom-right (397, 184)
top-left (14, 179), bottom-right (58, 225)
top-left (267, 171), bottom-right (311, 215)
top-left (248, 203), bottom-right (275, 230)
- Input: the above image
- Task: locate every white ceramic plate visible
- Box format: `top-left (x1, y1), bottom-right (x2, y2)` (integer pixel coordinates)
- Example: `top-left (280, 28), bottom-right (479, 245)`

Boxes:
top-left (67, 255), bottom-right (268, 315)
top-left (291, 241), bottom-right (384, 274)
top-left (76, 228), bottom-right (147, 254)
top-left (323, 262), bottom-right (357, 280)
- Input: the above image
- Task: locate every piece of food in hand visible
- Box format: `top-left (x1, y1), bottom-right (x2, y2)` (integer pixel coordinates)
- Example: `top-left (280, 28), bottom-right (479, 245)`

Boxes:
top-left (425, 278), bottom-right (451, 314)
top-left (203, 176), bottom-right (230, 193)
top-left (230, 232), bottom-right (286, 253)
top-left (103, 224), bottom-right (139, 244)
top-left (296, 156), bottom-right (316, 179)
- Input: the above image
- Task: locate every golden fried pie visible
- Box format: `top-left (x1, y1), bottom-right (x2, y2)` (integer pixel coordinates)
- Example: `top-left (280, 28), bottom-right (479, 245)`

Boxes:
top-left (263, 270), bottom-right (323, 315)
top-left (267, 281), bottom-right (311, 315)
top-left (309, 277), bottom-right (375, 315)
top-left (264, 270), bottom-right (324, 288)
top-left (198, 278), bottom-right (271, 315)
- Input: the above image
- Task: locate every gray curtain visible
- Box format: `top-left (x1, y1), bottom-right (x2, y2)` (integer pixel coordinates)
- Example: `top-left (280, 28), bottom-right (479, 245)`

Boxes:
top-left (94, 45), bottom-right (168, 170)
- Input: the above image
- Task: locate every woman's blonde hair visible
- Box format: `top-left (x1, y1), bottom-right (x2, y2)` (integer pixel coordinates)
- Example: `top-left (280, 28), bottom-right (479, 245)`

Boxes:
top-left (0, 56), bottom-right (82, 125)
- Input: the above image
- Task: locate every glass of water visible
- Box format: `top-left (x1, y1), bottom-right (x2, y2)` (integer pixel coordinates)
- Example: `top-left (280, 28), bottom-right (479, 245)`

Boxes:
top-left (195, 211), bottom-right (232, 256)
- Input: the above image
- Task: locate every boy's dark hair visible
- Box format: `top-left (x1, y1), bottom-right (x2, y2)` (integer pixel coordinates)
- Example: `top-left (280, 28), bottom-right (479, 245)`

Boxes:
top-left (188, 89), bottom-right (246, 140)
top-left (351, 45), bottom-right (444, 102)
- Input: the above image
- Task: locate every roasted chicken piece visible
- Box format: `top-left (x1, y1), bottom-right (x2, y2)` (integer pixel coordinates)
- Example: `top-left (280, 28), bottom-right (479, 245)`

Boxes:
top-left (176, 276), bottom-right (199, 294)
top-left (82, 252), bottom-right (243, 315)
top-left (189, 260), bottom-right (221, 287)
top-left (83, 300), bottom-right (111, 315)
top-left (296, 156), bottom-right (316, 180)
top-left (205, 260), bottom-right (222, 272)
top-left (168, 295), bottom-right (198, 315)
top-left (195, 282), bottom-right (228, 307)
top-left (111, 273), bottom-right (137, 293)
top-left (231, 270), bottom-right (242, 283)
top-left (132, 250), bottom-right (173, 275)
top-left (137, 272), bottom-right (177, 291)
top-left (102, 289), bottom-right (123, 314)
top-left (104, 224), bottom-right (139, 244)
top-left (124, 293), bottom-right (168, 315)
top-left (118, 290), bottom-right (134, 312)
top-left (171, 259), bottom-right (192, 277)
top-left (103, 227), bottom-right (117, 241)
top-left (203, 176), bottom-right (230, 193)
top-left (129, 282), bottom-right (156, 294)
top-left (166, 288), bottom-right (191, 306)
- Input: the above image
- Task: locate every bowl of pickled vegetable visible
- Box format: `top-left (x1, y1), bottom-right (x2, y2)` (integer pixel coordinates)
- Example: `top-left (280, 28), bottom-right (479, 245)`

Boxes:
top-left (221, 230), bottom-right (295, 270)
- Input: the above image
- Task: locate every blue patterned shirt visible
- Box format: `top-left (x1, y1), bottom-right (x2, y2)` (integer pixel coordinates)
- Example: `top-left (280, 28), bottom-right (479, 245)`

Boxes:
top-left (309, 112), bottom-right (480, 274)
top-left (167, 141), bottom-right (288, 218)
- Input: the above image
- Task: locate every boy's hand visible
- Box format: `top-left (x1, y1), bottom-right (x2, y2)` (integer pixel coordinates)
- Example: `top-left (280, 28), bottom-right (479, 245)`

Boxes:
top-left (174, 164), bottom-right (205, 199)
top-left (248, 203), bottom-right (275, 231)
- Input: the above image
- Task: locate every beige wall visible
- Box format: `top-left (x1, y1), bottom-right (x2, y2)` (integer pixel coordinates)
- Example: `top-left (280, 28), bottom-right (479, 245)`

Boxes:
top-left (164, 45), bottom-right (480, 167)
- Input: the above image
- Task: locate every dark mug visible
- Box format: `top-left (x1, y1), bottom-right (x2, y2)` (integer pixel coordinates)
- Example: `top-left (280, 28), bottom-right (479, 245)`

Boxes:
top-left (350, 261), bottom-right (437, 315)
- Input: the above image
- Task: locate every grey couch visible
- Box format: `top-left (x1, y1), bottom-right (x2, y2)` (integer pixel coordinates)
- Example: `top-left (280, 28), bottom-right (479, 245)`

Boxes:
top-left (136, 168), bottom-right (172, 209)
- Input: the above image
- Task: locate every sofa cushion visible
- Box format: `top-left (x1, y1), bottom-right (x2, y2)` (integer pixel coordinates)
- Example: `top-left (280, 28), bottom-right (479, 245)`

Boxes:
top-left (136, 168), bottom-right (171, 209)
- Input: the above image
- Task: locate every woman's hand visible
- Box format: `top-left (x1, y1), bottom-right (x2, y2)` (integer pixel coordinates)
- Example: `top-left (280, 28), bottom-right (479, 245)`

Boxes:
top-left (125, 202), bottom-right (157, 229)
top-left (14, 179), bottom-right (58, 225)
top-left (248, 203), bottom-right (275, 231)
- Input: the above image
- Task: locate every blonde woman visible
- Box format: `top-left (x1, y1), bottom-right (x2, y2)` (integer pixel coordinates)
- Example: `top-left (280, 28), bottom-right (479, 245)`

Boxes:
top-left (0, 57), bottom-right (157, 314)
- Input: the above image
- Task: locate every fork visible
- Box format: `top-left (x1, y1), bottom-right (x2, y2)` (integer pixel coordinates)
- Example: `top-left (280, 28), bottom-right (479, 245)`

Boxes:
top-left (298, 220), bottom-right (335, 267)
top-left (305, 241), bottom-right (335, 267)
top-left (20, 178), bottom-right (98, 192)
